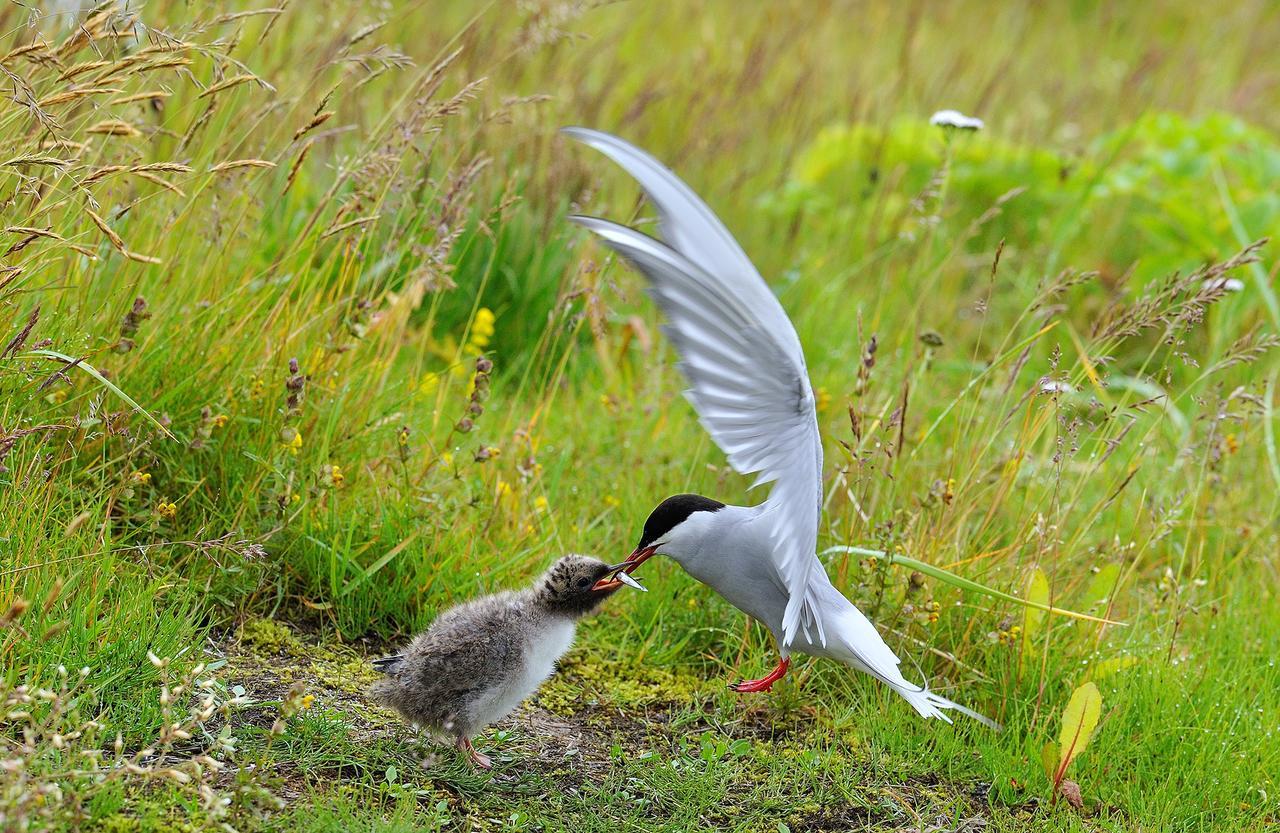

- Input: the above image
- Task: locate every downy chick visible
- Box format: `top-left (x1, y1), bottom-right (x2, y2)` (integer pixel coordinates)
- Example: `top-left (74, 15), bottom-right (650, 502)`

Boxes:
top-left (369, 554), bottom-right (641, 768)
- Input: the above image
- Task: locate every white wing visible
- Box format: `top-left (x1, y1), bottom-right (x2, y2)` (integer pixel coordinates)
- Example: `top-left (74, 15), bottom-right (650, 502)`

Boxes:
top-left (564, 127), bottom-right (825, 647)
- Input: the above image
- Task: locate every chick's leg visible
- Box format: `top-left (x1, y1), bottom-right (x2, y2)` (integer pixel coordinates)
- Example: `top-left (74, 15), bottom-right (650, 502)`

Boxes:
top-left (456, 736), bottom-right (492, 769)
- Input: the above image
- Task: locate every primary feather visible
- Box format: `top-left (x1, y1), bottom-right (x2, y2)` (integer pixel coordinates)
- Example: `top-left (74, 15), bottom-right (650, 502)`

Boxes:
top-left (564, 128), bottom-right (826, 648)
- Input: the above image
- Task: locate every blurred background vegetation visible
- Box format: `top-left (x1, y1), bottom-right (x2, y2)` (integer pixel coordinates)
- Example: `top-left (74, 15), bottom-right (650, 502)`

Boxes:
top-left (1, 1), bottom-right (1278, 830)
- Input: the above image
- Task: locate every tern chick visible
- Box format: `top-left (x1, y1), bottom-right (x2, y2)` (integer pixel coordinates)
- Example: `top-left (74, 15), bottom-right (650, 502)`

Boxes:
top-left (369, 554), bottom-right (633, 768)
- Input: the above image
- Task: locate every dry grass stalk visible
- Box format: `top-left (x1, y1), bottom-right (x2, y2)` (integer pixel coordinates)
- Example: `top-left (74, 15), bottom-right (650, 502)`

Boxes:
top-left (209, 159), bottom-right (277, 174)
top-left (108, 89), bottom-right (171, 106)
top-left (56, 60), bottom-right (114, 82)
top-left (85, 119), bottom-right (142, 137)
top-left (283, 138), bottom-right (314, 194)
top-left (132, 171), bottom-right (185, 196)
top-left (197, 72), bottom-right (262, 98)
top-left (83, 207), bottom-right (124, 251)
top-left (292, 110), bottom-right (333, 142)
top-left (36, 87), bottom-right (123, 108)
top-left (321, 214), bottom-right (381, 239)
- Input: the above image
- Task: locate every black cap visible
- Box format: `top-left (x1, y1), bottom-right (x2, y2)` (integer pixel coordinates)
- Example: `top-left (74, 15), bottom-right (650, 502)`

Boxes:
top-left (637, 494), bottom-right (725, 549)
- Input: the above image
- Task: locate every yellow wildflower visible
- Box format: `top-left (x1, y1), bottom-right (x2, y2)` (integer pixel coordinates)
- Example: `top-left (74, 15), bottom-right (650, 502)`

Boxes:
top-left (815, 386), bottom-right (831, 413)
top-left (300, 694), bottom-right (315, 711)
top-left (533, 495), bottom-right (549, 512)
top-left (284, 430), bottom-right (303, 455)
top-left (466, 307), bottom-right (495, 354)
top-left (131, 470), bottom-right (151, 485)
top-left (994, 624), bottom-right (1023, 646)
top-left (603, 495), bottom-right (621, 509)
top-left (330, 464), bottom-right (345, 488)
top-left (1225, 434), bottom-right (1239, 455)
top-left (211, 414), bottom-right (229, 429)
top-left (156, 500), bottom-right (177, 519)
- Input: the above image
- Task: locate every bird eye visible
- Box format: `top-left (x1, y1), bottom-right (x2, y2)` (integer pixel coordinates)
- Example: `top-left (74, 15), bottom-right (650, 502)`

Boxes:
top-left (576, 577), bottom-right (589, 589)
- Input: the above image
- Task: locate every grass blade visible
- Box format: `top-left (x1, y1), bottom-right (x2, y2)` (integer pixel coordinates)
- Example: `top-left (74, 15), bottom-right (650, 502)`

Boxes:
top-left (822, 545), bottom-right (1127, 626)
top-left (1211, 159), bottom-right (1279, 331)
top-left (1266, 371), bottom-right (1280, 491)
top-left (910, 322), bottom-right (1058, 457)
top-left (339, 532), bottom-right (419, 598)
top-left (27, 349), bottom-right (174, 439)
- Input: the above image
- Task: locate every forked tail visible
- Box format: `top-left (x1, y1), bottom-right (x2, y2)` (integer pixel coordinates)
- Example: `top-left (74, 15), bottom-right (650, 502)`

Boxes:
top-left (895, 684), bottom-right (1002, 731)
top-left (812, 580), bottom-right (1000, 729)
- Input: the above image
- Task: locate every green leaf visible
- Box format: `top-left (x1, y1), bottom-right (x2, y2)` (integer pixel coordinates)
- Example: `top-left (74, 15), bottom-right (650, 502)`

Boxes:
top-left (1081, 563), bottom-right (1121, 612)
top-left (1057, 681), bottom-right (1102, 776)
top-left (385, 765), bottom-right (398, 783)
top-left (1090, 655), bottom-right (1138, 680)
top-left (26, 349), bottom-right (174, 439)
top-left (1040, 741), bottom-right (1060, 782)
top-left (821, 546), bottom-right (1126, 626)
top-left (1022, 568), bottom-right (1050, 667)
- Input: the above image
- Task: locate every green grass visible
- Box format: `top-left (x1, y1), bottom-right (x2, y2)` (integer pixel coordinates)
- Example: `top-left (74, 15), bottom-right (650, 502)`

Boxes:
top-left (2, 1), bottom-right (1278, 831)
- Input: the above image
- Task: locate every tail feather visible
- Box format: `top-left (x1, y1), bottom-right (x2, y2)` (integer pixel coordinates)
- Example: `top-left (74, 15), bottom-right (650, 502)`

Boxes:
top-left (895, 684), bottom-right (1002, 731)
top-left (812, 581), bottom-right (1000, 730)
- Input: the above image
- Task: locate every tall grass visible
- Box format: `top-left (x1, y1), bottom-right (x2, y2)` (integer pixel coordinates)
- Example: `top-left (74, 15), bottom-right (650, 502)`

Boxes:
top-left (2, 1), bottom-right (1278, 830)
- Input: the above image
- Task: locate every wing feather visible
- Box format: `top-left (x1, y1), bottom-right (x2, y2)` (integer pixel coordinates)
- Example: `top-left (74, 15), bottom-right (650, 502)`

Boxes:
top-left (565, 181), bottom-right (826, 646)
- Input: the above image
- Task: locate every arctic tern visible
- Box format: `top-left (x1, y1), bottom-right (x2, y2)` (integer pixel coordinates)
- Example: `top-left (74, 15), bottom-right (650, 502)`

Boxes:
top-left (565, 127), bottom-right (995, 728)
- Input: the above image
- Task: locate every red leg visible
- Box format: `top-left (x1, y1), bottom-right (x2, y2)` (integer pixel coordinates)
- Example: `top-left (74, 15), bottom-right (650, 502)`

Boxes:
top-left (729, 657), bottom-right (791, 693)
top-left (456, 737), bottom-right (492, 769)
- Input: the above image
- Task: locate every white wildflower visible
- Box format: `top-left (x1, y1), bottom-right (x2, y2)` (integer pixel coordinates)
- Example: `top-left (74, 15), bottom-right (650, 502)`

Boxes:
top-left (930, 109), bottom-right (984, 130)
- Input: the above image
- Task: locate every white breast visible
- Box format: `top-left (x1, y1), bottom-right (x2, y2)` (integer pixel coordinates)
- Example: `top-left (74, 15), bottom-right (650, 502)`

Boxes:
top-left (467, 617), bottom-right (577, 730)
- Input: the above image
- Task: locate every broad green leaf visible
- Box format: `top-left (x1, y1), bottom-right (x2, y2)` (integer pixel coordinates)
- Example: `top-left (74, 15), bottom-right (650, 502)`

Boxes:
top-left (1090, 655), bottom-right (1138, 680)
top-left (821, 546), bottom-right (1126, 626)
top-left (1040, 741), bottom-right (1060, 782)
top-left (1057, 682), bottom-right (1102, 775)
top-left (1022, 568), bottom-right (1050, 668)
top-left (1081, 563), bottom-right (1121, 612)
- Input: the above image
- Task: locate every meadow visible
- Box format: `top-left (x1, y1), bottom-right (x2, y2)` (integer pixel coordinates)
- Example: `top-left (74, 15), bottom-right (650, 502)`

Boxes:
top-left (1, 1), bottom-right (1279, 830)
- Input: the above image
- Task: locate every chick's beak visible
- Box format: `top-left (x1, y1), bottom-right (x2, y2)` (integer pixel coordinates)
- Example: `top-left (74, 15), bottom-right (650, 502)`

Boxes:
top-left (592, 545), bottom-right (658, 592)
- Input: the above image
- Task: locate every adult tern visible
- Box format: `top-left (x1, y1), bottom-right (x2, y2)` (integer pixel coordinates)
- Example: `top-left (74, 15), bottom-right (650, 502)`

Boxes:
top-left (565, 127), bottom-right (994, 727)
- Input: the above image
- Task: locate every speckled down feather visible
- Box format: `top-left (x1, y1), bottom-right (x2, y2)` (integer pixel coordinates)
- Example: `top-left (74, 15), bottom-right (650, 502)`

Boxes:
top-left (369, 555), bottom-right (618, 742)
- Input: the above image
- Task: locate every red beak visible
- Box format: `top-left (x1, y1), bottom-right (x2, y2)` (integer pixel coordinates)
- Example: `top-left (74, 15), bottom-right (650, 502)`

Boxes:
top-left (592, 544), bottom-right (658, 591)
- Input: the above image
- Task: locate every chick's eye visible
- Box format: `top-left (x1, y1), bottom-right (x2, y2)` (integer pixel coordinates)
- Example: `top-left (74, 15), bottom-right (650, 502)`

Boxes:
top-left (576, 577), bottom-right (589, 589)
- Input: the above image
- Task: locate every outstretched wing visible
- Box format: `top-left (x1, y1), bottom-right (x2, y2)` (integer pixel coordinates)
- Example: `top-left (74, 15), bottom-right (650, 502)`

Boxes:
top-left (564, 127), bottom-right (825, 647)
